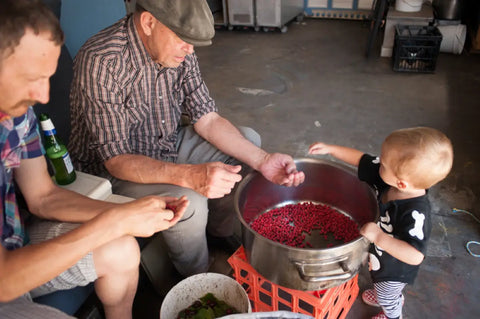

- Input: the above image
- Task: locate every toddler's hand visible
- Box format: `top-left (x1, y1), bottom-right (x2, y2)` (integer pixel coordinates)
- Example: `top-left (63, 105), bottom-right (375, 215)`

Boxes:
top-left (360, 222), bottom-right (382, 243)
top-left (308, 142), bottom-right (331, 155)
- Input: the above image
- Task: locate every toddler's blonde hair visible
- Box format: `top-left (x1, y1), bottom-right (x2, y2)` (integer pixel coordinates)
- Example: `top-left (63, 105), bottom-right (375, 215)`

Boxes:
top-left (382, 127), bottom-right (453, 189)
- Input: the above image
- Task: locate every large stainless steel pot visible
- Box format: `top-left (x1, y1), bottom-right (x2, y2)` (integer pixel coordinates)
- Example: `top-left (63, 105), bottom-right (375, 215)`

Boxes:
top-left (234, 158), bottom-right (379, 291)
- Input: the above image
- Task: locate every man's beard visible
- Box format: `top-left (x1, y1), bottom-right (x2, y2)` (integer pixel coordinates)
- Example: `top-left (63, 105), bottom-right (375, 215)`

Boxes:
top-left (9, 100), bottom-right (36, 117)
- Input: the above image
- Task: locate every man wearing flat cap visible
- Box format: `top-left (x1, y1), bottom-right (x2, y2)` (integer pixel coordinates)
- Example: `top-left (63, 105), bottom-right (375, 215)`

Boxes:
top-left (69, 0), bottom-right (305, 276)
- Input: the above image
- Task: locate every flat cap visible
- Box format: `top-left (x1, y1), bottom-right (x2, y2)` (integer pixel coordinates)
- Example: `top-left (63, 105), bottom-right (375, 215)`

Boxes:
top-left (136, 0), bottom-right (215, 46)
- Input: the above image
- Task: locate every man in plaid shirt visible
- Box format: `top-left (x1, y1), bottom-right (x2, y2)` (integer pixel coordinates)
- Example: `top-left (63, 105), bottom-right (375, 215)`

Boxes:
top-left (69, 0), bottom-right (305, 276)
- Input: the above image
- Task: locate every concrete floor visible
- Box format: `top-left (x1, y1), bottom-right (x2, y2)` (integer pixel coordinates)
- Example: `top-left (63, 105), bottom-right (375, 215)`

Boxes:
top-left (132, 18), bottom-right (480, 319)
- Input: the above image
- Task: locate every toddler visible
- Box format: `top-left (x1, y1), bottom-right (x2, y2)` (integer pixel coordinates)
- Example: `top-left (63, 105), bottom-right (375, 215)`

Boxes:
top-left (308, 127), bottom-right (453, 319)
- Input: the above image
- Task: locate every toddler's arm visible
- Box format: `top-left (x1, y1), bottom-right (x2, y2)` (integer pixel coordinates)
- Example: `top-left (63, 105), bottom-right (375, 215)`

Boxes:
top-left (360, 222), bottom-right (424, 265)
top-left (308, 142), bottom-right (364, 167)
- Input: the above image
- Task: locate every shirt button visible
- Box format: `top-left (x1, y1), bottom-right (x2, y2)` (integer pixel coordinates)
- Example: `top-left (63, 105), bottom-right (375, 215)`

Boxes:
top-left (161, 120), bottom-right (165, 124)
top-left (159, 95), bottom-right (163, 99)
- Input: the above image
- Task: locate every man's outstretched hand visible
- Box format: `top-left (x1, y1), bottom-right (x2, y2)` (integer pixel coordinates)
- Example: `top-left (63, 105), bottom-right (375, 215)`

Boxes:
top-left (258, 153), bottom-right (305, 187)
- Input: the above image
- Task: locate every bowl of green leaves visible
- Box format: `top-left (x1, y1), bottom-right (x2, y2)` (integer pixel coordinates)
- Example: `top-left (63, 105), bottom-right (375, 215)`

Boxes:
top-left (160, 273), bottom-right (251, 319)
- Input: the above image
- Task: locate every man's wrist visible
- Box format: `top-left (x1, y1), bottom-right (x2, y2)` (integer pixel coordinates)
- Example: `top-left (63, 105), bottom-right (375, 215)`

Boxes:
top-left (252, 150), bottom-right (270, 172)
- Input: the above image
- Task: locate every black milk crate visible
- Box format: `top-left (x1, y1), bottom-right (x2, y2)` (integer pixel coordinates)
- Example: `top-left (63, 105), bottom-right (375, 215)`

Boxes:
top-left (393, 25), bottom-right (442, 73)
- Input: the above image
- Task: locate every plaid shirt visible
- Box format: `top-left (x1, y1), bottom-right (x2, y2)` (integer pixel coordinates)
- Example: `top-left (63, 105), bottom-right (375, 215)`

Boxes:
top-left (0, 108), bottom-right (44, 250)
top-left (68, 15), bottom-right (217, 176)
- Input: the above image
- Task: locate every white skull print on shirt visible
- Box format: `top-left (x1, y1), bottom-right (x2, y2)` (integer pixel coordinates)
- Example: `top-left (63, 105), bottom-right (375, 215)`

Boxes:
top-left (369, 209), bottom-right (427, 272)
top-left (369, 210), bottom-right (394, 271)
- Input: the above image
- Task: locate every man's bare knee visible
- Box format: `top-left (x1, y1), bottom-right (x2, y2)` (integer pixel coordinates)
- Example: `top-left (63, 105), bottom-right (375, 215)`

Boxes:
top-left (94, 236), bottom-right (140, 276)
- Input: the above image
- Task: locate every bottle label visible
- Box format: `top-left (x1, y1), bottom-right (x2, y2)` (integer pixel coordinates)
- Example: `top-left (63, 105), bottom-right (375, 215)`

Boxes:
top-left (62, 152), bottom-right (74, 174)
top-left (40, 118), bottom-right (55, 131)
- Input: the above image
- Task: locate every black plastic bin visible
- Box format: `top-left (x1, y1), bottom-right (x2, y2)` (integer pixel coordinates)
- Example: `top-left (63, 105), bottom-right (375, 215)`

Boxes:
top-left (392, 25), bottom-right (443, 73)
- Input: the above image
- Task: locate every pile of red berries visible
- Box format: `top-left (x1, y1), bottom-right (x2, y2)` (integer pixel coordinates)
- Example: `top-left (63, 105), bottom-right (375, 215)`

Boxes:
top-left (250, 202), bottom-right (360, 248)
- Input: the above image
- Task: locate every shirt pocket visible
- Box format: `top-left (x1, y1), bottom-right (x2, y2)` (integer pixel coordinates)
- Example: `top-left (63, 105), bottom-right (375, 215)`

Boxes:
top-left (124, 93), bottom-right (149, 125)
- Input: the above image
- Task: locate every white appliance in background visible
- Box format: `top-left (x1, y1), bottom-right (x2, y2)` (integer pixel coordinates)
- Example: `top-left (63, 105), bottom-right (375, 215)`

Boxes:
top-left (228, 0), bottom-right (256, 27)
top-left (255, 0), bottom-right (304, 33)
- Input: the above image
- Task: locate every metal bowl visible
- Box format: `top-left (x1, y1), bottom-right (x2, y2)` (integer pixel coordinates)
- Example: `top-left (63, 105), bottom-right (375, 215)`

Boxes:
top-left (234, 158), bottom-right (379, 290)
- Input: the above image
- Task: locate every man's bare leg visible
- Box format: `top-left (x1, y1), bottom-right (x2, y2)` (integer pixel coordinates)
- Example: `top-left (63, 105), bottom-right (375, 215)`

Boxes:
top-left (93, 235), bottom-right (140, 319)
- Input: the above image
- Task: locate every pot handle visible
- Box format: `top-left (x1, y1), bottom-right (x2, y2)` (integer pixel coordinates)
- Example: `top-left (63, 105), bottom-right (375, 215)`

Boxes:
top-left (291, 256), bottom-right (353, 283)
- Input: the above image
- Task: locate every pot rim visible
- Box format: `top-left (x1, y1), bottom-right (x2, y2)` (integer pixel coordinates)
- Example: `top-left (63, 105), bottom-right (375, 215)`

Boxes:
top-left (234, 157), bottom-right (377, 252)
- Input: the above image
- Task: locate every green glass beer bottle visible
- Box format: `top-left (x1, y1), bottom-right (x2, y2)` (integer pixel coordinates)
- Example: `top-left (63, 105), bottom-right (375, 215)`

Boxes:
top-left (39, 113), bottom-right (76, 185)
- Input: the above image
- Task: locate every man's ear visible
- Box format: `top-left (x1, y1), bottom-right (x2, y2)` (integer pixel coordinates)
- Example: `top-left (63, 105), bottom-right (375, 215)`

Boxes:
top-left (139, 11), bottom-right (156, 36)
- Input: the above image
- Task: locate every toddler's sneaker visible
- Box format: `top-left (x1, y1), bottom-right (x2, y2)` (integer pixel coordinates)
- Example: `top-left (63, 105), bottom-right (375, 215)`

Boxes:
top-left (362, 289), bottom-right (380, 307)
top-left (362, 289), bottom-right (405, 307)
top-left (371, 311), bottom-right (403, 319)
top-left (371, 312), bottom-right (387, 319)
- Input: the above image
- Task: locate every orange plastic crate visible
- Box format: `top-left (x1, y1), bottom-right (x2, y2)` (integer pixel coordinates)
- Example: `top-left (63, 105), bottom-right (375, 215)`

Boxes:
top-left (228, 246), bottom-right (359, 319)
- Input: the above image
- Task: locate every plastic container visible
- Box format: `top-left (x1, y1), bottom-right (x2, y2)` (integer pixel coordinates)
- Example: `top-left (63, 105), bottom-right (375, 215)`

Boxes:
top-left (392, 24), bottom-right (443, 73)
top-left (395, 0), bottom-right (423, 12)
top-left (221, 311), bottom-right (314, 319)
top-left (437, 24), bottom-right (466, 54)
top-left (160, 273), bottom-right (251, 319)
top-left (227, 247), bottom-right (359, 319)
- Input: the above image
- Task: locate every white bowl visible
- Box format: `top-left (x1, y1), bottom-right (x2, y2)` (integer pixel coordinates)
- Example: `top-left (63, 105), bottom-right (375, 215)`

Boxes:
top-left (160, 272), bottom-right (251, 319)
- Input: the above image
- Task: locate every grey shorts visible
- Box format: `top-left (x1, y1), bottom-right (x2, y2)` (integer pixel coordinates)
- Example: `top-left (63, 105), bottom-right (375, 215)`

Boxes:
top-left (26, 219), bottom-right (98, 298)
top-left (0, 219), bottom-right (98, 318)
top-left (0, 294), bottom-right (75, 319)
